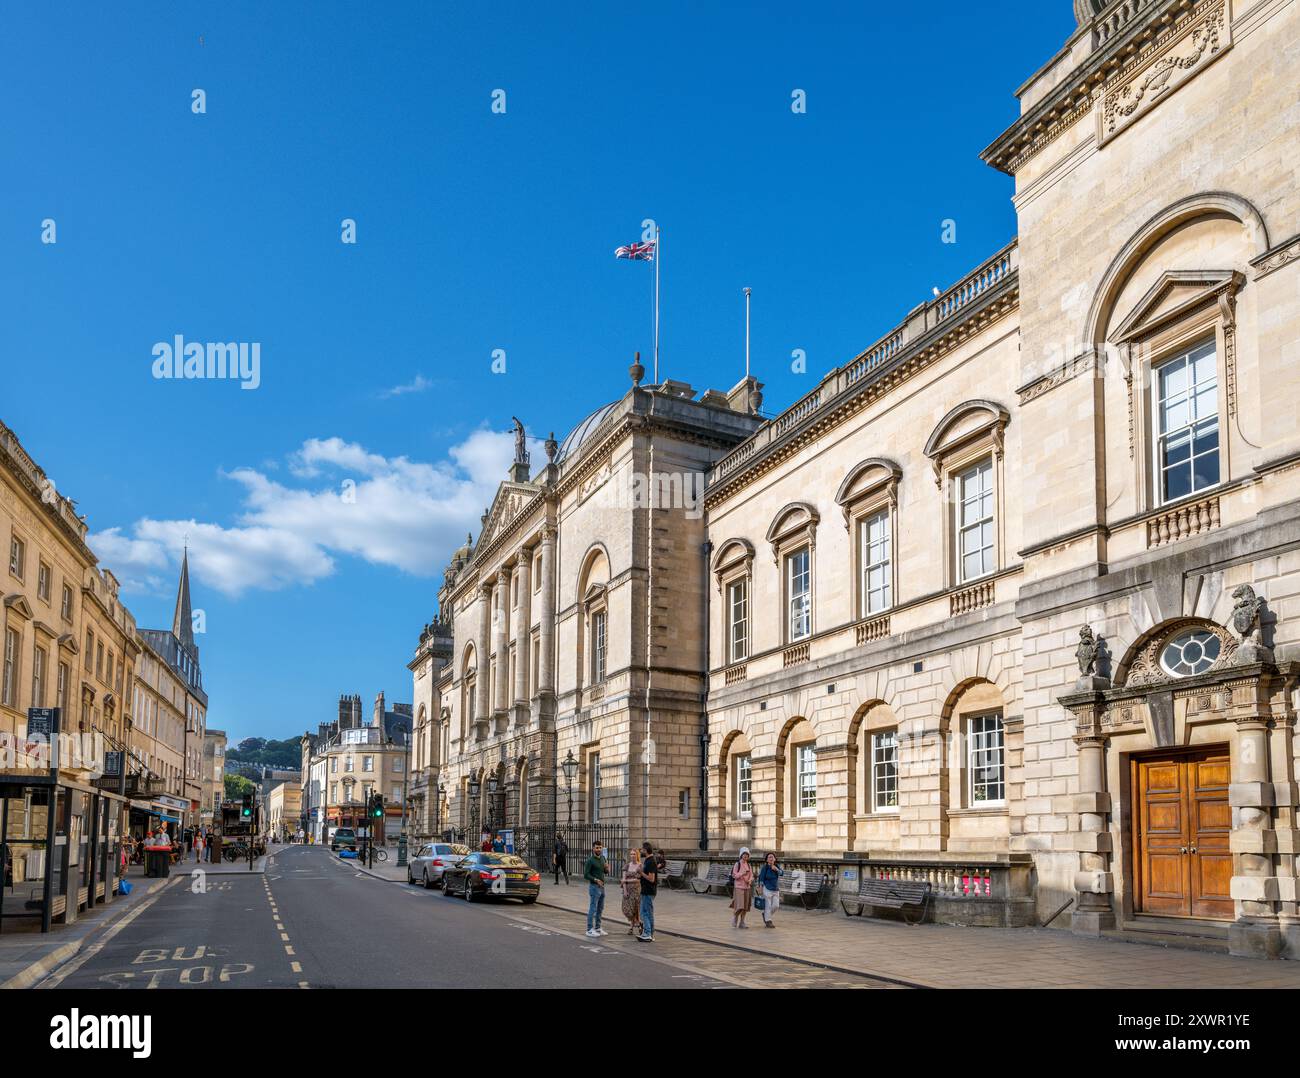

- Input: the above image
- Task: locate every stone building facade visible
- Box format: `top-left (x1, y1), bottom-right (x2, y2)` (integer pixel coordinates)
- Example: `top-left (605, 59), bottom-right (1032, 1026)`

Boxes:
top-left (202, 727), bottom-right (227, 822)
top-left (304, 692), bottom-right (411, 842)
top-left (419, 374), bottom-right (762, 853)
top-left (412, 0), bottom-right (1299, 958)
top-left (705, 0), bottom-right (1300, 957)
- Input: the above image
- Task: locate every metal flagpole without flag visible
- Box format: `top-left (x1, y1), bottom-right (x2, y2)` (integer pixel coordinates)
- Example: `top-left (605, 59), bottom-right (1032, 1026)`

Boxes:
top-left (744, 287), bottom-right (751, 378)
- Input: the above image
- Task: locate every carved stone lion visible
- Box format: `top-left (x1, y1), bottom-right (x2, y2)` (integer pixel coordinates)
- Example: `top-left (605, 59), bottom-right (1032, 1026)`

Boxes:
top-left (1230, 584), bottom-right (1264, 643)
top-left (1075, 625), bottom-right (1099, 677)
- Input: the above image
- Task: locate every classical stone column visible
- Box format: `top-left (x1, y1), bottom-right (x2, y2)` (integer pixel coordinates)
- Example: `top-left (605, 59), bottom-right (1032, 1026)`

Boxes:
top-left (492, 570), bottom-right (510, 733)
top-left (1070, 730), bottom-right (1116, 934)
top-left (1228, 676), bottom-right (1283, 958)
top-left (512, 550), bottom-right (532, 727)
top-left (536, 525), bottom-right (557, 729)
top-left (474, 584), bottom-right (491, 741)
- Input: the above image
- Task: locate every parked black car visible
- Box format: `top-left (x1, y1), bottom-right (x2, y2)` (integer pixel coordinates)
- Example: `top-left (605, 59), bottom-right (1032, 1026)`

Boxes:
top-left (442, 852), bottom-right (540, 903)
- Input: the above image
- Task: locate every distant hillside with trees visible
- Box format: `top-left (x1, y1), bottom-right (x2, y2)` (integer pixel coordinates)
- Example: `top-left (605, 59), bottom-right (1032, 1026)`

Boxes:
top-left (226, 737), bottom-right (301, 770)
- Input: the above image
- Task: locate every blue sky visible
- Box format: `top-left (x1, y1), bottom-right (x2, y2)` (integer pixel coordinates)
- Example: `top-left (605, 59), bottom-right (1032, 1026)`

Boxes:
top-left (0, 2), bottom-right (1074, 746)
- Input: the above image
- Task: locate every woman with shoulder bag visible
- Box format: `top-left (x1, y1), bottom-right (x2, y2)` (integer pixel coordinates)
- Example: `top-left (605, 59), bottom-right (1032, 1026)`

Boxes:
top-left (731, 847), bottom-right (754, 929)
top-left (756, 851), bottom-right (782, 928)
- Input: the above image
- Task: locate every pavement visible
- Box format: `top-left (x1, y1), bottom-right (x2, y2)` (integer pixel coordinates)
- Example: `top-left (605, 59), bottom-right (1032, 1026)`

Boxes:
top-left (342, 849), bottom-right (1300, 988)
top-left (535, 879), bottom-right (1300, 989)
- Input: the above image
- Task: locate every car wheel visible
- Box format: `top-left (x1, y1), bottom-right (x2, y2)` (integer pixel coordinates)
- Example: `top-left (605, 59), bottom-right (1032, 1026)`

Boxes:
top-left (464, 877), bottom-right (475, 901)
top-left (423, 870), bottom-right (433, 890)
top-left (521, 895), bottom-right (537, 905)
top-left (442, 876), bottom-right (458, 896)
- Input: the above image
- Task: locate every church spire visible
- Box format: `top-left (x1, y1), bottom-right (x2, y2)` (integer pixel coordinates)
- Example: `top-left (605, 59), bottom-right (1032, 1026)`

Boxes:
top-left (172, 545), bottom-right (195, 653)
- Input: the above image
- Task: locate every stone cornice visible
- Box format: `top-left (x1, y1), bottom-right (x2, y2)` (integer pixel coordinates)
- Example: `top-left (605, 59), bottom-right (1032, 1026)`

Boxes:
top-left (0, 421), bottom-right (98, 567)
top-left (1251, 233), bottom-right (1300, 280)
top-left (981, 0), bottom-right (1209, 175)
top-left (705, 274), bottom-right (1018, 508)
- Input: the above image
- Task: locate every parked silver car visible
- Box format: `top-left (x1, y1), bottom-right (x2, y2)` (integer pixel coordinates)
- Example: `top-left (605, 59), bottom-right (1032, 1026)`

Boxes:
top-left (407, 842), bottom-right (471, 889)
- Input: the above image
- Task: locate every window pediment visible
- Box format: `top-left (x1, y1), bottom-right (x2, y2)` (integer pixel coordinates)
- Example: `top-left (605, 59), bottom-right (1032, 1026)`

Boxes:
top-left (835, 458), bottom-right (901, 528)
top-left (582, 582), bottom-right (608, 609)
top-left (3, 594), bottom-right (34, 620)
top-left (923, 400), bottom-right (1009, 487)
top-left (1111, 270), bottom-right (1244, 345)
top-left (765, 502), bottom-right (819, 560)
top-left (711, 538), bottom-right (754, 587)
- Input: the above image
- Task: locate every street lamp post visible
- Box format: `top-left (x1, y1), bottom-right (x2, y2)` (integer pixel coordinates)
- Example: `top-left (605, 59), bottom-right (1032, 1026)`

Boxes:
top-left (436, 782), bottom-right (445, 840)
top-left (487, 773), bottom-right (499, 835)
top-left (561, 750), bottom-right (577, 829)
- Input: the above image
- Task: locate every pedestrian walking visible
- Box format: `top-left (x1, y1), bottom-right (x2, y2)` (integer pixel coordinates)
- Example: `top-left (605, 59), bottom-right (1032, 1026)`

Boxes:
top-left (620, 847), bottom-right (642, 935)
top-left (192, 831), bottom-right (204, 863)
top-left (756, 852), bottom-right (782, 928)
top-left (583, 841), bottom-right (608, 937)
top-left (731, 847), bottom-right (754, 929)
top-left (636, 841), bottom-right (657, 942)
top-left (552, 832), bottom-right (570, 885)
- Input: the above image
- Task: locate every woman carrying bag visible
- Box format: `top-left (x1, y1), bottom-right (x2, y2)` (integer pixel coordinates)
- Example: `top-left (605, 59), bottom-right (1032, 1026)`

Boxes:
top-left (731, 847), bottom-right (754, 929)
top-left (755, 851), bottom-right (782, 928)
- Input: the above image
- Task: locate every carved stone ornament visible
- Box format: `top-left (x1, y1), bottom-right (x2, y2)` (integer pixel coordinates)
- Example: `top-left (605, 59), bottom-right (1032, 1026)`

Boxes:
top-left (1230, 583), bottom-right (1273, 664)
top-left (1099, 0), bottom-right (1230, 147)
top-left (1076, 625), bottom-right (1099, 677)
top-left (1124, 621), bottom-right (1237, 688)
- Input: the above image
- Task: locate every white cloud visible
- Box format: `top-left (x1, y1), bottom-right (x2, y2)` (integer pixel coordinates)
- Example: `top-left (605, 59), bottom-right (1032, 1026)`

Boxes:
top-left (378, 374), bottom-right (434, 399)
top-left (87, 426), bottom-right (543, 599)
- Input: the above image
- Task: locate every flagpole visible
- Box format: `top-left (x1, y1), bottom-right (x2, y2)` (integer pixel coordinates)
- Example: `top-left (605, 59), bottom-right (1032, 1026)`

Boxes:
top-left (653, 226), bottom-right (661, 385)
top-left (744, 287), bottom-right (751, 378)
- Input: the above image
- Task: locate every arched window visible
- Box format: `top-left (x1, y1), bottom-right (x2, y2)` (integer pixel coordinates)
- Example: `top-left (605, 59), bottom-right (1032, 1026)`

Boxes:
top-left (780, 719), bottom-right (817, 819)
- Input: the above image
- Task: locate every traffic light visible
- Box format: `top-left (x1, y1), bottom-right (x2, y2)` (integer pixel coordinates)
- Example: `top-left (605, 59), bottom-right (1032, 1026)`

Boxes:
top-left (241, 793), bottom-right (252, 819)
top-left (371, 793), bottom-right (384, 818)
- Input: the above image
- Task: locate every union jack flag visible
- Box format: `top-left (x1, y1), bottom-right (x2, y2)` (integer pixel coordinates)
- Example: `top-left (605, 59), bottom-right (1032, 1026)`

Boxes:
top-left (614, 241), bottom-right (656, 261)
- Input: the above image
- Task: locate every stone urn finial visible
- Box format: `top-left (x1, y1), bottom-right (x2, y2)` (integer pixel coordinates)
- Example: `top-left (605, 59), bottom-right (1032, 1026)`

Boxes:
top-left (544, 431), bottom-right (557, 462)
top-left (629, 351), bottom-right (645, 387)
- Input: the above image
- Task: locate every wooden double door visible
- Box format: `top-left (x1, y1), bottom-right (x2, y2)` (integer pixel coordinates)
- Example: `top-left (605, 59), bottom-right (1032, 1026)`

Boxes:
top-left (1132, 747), bottom-right (1234, 920)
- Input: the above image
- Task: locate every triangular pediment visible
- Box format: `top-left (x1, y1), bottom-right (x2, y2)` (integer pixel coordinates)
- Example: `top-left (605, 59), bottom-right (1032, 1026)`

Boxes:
top-left (3, 594), bottom-right (34, 620)
top-left (1112, 270), bottom-right (1243, 344)
top-left (476, 481), bottom-right (542, 551)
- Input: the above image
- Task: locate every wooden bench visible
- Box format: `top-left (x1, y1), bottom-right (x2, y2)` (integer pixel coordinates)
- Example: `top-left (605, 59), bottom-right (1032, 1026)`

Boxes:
top-left (842, 876), bottom-right (931, 925)
top-left (662, 860), bottom-right (687, 890)
top-left (778, 870), bottom-right (829, 910)
top-left (689, 862), bottom-right (734, 896)
top-left (26, 895), bottom-right (68, 918)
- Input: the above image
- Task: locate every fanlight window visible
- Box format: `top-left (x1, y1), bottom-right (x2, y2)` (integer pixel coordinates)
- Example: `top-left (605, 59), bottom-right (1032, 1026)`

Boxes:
top-left (1159, 630), bottom-right (1221, 677)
